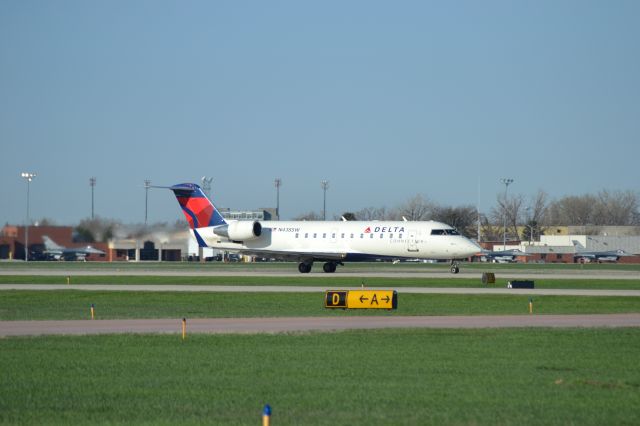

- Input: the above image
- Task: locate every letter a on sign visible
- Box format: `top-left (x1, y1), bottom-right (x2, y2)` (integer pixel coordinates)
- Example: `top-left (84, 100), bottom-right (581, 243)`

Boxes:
top-left (371, 294), bottom-right (378, 305)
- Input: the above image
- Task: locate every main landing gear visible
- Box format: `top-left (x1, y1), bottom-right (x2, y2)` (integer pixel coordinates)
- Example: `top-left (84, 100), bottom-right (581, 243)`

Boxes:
top-left (297, 261), bottom-right (342, 273)
top-left (450, 260), bottom-right (460, 274)
top-left (322, 262), bottom-right (337, 273)
top-left (298, 262), bottom-right (313, 273)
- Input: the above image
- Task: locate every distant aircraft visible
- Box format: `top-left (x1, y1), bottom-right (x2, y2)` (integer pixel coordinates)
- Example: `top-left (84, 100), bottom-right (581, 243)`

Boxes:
top-left (167, 183), bottom-right (481, 273)
top-left (478, 249), bottom-right (531, 263)
top-left (572, 240), bottom-right (630, 263)
top-left (42, 236), bottom-right (105, 261)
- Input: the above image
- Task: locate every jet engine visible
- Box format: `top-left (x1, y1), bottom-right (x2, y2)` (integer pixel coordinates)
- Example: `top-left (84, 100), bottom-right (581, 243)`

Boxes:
top-left (213, 221), bottom-right (262, 241)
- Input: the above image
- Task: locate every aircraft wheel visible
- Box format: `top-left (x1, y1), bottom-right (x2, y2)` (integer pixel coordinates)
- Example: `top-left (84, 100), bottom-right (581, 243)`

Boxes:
top-left (298, 262), bottom-right (312, 273)
top-left (450, 264), bottom-right (460, 274)
top-left (323, 262), bottom-right (337, 273)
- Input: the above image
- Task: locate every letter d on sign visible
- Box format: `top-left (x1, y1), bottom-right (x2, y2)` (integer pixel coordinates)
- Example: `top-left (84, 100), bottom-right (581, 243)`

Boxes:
top-left (325, 290), bottom-right (347, 308)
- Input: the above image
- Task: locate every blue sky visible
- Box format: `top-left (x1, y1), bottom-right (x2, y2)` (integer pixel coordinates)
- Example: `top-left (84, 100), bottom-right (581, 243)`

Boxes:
top-left (1, 1), bottom-right (639, 225)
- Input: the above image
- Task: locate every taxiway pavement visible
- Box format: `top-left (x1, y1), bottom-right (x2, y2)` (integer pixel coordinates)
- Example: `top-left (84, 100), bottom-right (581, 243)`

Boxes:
top-left (2, 314), bottom-right (640, 336)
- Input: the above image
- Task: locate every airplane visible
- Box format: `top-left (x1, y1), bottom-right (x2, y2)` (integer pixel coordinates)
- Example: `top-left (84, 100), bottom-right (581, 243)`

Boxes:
top-left (167, 183), bottom-right (481, 273)
top-left (572, 240), bottom-right (630, 263)
top-left (42, 236), bottom-right (105, 261)
top-left (478, 249), bottom-right (531, 263)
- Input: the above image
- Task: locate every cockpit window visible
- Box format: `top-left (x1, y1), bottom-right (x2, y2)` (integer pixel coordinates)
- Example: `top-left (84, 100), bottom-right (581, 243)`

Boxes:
top-left (431, 229), bottom-right (460, 236)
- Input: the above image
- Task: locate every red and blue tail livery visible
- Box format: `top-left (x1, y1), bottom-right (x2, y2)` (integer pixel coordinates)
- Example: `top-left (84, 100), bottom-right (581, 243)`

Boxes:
top-left (170, 183), bottom-right (227, 229)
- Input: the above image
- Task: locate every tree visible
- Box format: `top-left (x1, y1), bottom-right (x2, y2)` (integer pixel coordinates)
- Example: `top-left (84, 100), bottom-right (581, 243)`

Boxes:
top-left (397, 195), bottom-right (432, 221)
top-left (492, 193), bottom-right (524, 242)
top-left (546, 190), bottom-right (640, 226)
top-left (430, 205), bottom-right (477, 237)
top-left (355, 206), bottom-right (389, 221)
top-left (341, 212), bottom-right (357, 221)
top-left (292, 211), bottom-right (322, 221)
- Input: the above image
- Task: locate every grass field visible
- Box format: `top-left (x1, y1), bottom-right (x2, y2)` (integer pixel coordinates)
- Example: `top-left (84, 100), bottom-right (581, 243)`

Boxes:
top-left (2, 329), bottom-right (639, 425)
top-left (2, 274), bottom-right (640, 290)
top-left (1, 290), bottom-right (640, 320)
top-left (2, 263), bottom-right (639, 424)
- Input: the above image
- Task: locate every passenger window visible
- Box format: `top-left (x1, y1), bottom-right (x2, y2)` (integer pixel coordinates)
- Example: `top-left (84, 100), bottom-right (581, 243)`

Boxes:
top-left (332, 233), bottom-right (336, 238)
top-left (323, 233), bottom-right (326, 238)
top-left (340, 233), bottom-right (344, 238)
top-left (305, 233), bottom-right (308, 238)
top-left (313, 233), bottom-right (317, 238)
top-left (390, 234), bottom-right (393, 238)
top-left (399, 234), bottom-right (403, 239)
top-left (380, 234), bottom-right (384, 239)
top-left (360, 234), bottom-right (364, 239)
top-left (350, 233), bottom-right (354, 238)
top-left (370, 234), bottom-right (374, 239)
top-left (295, 233), bottom-right (299, 238)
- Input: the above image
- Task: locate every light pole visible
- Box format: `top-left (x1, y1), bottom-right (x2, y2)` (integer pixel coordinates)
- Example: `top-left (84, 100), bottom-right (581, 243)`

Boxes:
top-left (274, 178), bottom-right (281, 220)
top-left (321, 180), bottom-right (329, 221)
top-left (21, 172), bottom-right (36, 261)
top-left (89, 177), bottom-right (96, 219)
top-left (500, 178), bottom-right (514, 250)
top-left (144, 179), bottom-right (151, 225)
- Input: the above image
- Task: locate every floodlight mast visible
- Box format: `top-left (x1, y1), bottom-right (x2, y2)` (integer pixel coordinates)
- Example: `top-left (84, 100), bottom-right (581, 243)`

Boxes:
top-left (274, 178), bottom-right (282, 220)
top-left (89, 177), bottom-right (96, 219)
top-left (500, 178), bottom-right (514, 250)
top-left (144, 179), bottom-right (151, 225)
top-left (21, 172), bottom-right (36, 261)
top-left (321, 180), bottom-right (329, 221)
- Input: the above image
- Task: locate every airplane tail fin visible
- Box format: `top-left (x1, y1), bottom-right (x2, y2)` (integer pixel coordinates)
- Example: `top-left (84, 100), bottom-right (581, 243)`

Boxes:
top-left (42, 236), bottom-right (63, 251)
top-left (571, 240), bottom-right (586, 252)
top-left (170, 183), bottom-right (227, 230)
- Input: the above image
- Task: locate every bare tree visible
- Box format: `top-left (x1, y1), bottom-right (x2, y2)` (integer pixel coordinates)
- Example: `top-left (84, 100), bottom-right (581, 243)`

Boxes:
top-left (492, 192), bottom-right (524, 241)
top-left (397, 195), bottom-right (432, 221)
top-left (355, 206), bottom-right (389, 221)
top-left (546, 190), bottom-right (640, 226)
top-left (292, 211), bottom-right (322, 221)
top-left (592, 190), bottom-right (639, 225)
top-left (431, 205), bottom-right (477, 237)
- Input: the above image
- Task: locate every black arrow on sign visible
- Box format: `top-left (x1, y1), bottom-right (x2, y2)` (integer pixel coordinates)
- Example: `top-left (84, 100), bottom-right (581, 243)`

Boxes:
top-left (381, 295), bottom-right (390, 303)
top-left (359, 295), bottom-right (369, 303)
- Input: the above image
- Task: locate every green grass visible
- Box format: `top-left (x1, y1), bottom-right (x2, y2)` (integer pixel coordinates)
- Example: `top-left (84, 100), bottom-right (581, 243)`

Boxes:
top-left (1, 291), bottom-right (639, 320)
top-left (1, 329), bottom-right (639, 425)
top-left (2, 274), bottom-right (640, 289)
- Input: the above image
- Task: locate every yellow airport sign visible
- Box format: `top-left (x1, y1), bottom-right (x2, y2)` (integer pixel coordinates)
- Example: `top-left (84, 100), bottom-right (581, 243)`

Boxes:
top-left (325, 290), bottom-right (397, 310)
top-left (325, 290), bottom-right (348, 308)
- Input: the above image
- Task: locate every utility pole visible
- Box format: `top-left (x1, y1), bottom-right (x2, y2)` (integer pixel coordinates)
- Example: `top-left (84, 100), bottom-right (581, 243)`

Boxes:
top-left (89, 177), bottom-right (96, 219)
top-left (274, 178), bottom-right (282, 220)
top-left (21, 172), bottom-right (36, 261)
top-left (500, 178), bottom-right (514, 250)
top-left (144, 179), bottom-right (151, 225)
top-left (321, 180), bottom-right (329, 221)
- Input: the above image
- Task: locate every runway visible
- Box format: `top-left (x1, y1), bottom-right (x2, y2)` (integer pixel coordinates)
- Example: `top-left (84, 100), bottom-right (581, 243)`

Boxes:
top-left (1, 266), bottom-right (639, 280)
top-left (2, 314), bottom-right (640, 336)
top-left (2, 284), bottom-right (640, 297)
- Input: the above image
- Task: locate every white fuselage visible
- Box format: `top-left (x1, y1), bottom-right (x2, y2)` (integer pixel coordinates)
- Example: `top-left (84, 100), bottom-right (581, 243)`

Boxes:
top-left (192, 220), bottom-right (481, 262)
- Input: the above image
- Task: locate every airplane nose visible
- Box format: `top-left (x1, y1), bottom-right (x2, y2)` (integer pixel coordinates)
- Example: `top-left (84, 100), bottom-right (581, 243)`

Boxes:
top-left (462, 239), bottom-right (482, 256)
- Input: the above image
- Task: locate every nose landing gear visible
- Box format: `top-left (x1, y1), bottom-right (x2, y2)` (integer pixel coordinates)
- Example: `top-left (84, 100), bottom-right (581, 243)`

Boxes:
top-left (450, 261), bottom-right (460, 274)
